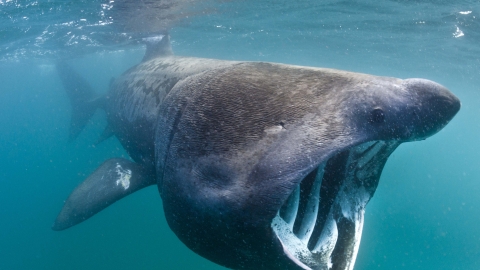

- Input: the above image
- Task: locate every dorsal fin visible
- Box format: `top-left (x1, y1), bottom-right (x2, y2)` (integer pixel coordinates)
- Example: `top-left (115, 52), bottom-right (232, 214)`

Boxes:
top-left (142, 35), bottom-right (173, 62)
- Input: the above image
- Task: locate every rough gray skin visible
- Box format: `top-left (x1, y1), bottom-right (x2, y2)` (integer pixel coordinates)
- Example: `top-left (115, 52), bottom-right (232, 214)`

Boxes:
top-left (53, 53), bottom-right (460, 270)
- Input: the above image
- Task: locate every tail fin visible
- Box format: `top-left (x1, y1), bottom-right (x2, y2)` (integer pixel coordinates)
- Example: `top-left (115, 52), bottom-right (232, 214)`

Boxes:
top-left (56, 61), bottom-right (104, 141)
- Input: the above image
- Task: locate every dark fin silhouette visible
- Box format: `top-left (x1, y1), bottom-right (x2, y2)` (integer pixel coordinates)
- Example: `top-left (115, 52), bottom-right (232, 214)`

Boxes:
top-left (56, 61), bottom-right (104, 141)
top-left (94, 124), bottom-right (115, 145)
top-left (52, 158), bottom-right (156, 231)
top-left (142, 35), bottom-right (173, 62)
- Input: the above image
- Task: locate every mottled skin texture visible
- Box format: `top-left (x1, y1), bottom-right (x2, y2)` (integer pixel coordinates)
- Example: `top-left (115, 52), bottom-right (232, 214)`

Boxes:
top-left (106, 57), bottom-right (238, 168)
top-left (52, 50), bottom-right (459, 269)
top-left (99, 55), bottom-right (459, 269)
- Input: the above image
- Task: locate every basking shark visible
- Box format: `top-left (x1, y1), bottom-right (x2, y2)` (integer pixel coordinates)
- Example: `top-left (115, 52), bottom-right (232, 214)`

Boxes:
top-left (53, 36), bottom-right (460, 270)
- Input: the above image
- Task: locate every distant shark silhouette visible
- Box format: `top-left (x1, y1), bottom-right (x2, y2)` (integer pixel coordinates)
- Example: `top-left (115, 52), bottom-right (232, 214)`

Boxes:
top-left (53, 35), bottom-right (460, 270)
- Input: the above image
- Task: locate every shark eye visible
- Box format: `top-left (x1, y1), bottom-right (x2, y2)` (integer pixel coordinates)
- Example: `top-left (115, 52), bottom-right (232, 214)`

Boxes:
top-left (370, 107), bottom-right (385, 124)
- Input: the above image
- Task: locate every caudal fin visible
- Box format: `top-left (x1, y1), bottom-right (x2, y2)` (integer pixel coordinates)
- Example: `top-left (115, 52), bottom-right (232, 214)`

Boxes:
top-left (56, 61), bottom-right (105, 141)
top-left (52, 158), bottom-right (155, 231)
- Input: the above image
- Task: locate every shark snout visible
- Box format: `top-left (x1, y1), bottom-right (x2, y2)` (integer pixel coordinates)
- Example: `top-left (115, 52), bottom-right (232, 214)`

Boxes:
top-left (403, 78), bottom-right (461, 140)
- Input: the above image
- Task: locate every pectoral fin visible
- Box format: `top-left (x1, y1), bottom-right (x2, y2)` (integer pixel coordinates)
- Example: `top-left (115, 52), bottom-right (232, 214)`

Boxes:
top-left (52, 158), bottom-right (155, 231)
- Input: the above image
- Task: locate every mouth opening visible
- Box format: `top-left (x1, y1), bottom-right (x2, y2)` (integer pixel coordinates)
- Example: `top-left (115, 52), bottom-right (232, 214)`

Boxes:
top-left (272, 140), bottom-right (400, 270)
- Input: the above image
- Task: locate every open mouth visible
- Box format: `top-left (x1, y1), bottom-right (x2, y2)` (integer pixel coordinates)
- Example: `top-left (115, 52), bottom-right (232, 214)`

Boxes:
top-left (272, 140), bottom-right (400, 270)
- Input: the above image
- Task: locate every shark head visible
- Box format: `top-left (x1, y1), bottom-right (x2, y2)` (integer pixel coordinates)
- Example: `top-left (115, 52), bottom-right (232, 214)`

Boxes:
top-left (155, 62), bottom-right (460, 270)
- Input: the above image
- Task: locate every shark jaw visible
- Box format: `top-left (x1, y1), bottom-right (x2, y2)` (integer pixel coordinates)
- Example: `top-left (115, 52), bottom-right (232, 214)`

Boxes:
top-left (272, 140), bottom-right (400, 270)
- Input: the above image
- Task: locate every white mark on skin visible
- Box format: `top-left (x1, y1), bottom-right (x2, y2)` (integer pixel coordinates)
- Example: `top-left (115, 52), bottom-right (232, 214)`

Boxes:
top-left (264, 123), bottom-right (286, 135)
top-left (115, 163), bottom-right (132, 190)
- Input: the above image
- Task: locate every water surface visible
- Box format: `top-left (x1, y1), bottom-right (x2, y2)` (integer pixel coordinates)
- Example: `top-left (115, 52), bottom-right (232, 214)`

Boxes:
top-left (1, 1), bottom-right (479, 269)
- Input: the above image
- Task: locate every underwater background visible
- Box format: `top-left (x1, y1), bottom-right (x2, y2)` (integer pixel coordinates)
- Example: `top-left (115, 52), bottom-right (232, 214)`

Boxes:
top-left (1, 0), bottom-right (479, 269)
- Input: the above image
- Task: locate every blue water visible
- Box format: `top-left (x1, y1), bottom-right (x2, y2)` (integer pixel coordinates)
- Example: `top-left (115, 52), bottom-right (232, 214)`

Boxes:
top-left (1, 0), bottom-right (479, 269)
